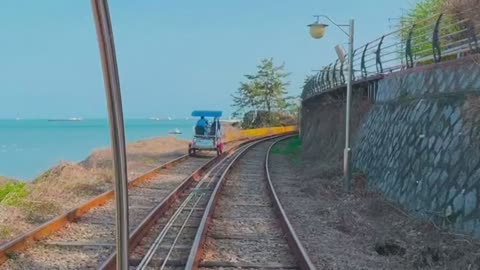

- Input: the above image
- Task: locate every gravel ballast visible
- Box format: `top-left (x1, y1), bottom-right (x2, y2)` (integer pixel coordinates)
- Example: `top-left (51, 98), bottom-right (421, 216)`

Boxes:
top-left (269, 138), bottom-right (480, 270)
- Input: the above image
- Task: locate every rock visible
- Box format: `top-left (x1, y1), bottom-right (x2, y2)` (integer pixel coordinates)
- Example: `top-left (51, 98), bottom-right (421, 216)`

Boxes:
top-left (448, 186), bottom-right (458, 202)
top-left (464, 190), bottom-right (477, 216)
top-left (445, 205), bottom-right (453, 217)
top-left (453, 193), bottom-right (465, 213)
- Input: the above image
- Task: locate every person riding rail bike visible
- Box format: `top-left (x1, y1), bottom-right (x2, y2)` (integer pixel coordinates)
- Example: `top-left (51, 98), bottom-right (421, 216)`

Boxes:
top-left (195, 116), bottom-right (208, 135)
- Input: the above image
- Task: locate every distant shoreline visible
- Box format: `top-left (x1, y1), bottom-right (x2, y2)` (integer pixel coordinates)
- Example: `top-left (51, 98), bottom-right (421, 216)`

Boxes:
top-left (0, 119), bottom-right (197, 180)
top-left (0, 135), bottom-right (190, 183)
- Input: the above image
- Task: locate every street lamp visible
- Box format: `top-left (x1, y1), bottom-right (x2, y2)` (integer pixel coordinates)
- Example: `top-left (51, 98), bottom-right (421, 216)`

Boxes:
top-left (308, 15), bottom-right (355, 193)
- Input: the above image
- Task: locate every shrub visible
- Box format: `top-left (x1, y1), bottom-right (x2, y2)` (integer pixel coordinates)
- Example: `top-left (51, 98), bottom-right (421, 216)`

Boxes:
top-left (0, 182), bottom-right (28, 206)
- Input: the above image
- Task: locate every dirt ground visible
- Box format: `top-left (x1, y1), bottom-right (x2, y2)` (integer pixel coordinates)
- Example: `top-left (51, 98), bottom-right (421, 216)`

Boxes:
top-left (0, 177), bottom-right (13, 186)
top-left (0, 136), bottom-right (189, 244)
top-left (270, 138), bottom-right (480, 270)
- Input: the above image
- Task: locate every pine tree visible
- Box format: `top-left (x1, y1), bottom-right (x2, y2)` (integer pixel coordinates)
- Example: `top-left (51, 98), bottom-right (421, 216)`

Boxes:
top-left (232, 58), bottom-right (290, 125)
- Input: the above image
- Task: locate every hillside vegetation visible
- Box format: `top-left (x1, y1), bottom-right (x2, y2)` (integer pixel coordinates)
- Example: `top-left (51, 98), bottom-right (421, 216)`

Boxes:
top-left (0, 136), bottom-right (188, 243)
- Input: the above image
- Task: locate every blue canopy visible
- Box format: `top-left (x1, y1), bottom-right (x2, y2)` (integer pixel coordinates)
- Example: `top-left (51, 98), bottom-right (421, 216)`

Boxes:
top-left (191, 110), bottom-right (223, 117)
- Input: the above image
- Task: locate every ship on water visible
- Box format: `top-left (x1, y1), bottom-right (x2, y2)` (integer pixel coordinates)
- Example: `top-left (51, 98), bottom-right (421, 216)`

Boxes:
top-left (168, 128), bottom-right (182, 134)
top-left (47, 117), bottom-right (83, 122)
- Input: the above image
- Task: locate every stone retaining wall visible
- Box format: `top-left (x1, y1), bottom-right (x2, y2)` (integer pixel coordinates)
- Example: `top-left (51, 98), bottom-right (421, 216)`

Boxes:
top-left (301, 56), bottom-right (480, 237)
top-left (353, 57), bottom-right (480, 237)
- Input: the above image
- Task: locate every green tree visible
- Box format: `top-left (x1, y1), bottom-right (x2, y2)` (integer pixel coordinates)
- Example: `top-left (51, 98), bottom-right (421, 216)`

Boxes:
top-left (401, 0), bottom-right (445, 26)
top-left (232, 58), bottom-right (291, 125)
top-left (400, 0), bottom-right (445, 59)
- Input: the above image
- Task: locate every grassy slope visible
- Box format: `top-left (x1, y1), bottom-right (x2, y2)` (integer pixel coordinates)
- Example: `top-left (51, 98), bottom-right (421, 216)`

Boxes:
top-left (0, 136), bottom-right (189, 243)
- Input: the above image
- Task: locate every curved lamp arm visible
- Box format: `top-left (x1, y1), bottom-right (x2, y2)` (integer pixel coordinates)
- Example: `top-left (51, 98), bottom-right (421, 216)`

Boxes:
top-left (314, 15), bottom-right (350, 37)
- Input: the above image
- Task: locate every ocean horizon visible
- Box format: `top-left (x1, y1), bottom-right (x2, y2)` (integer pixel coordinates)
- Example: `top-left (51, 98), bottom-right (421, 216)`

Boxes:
top-left (0, 119), bottom-right (196, 180)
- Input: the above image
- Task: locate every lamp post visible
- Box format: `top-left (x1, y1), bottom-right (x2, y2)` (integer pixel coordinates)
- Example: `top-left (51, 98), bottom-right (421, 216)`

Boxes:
top-left (91, 0), bottom-right (129, 269)
top-left (308, 15), bottom-right (355, 193)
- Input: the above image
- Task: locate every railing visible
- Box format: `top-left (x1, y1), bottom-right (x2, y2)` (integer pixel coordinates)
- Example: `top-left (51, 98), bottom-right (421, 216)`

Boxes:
top-left (224, 126), bottom-right (297, 142)
top-left (302, 9), bottom-right (480, 101)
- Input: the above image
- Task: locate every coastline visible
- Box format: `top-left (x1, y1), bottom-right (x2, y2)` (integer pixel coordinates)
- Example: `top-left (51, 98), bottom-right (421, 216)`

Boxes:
top-left (0, 136), bottom-right (189, 243)
top-left (0, 123), bottom-right (248, 243)
top-left (0, 119), bottom-right (197, 180)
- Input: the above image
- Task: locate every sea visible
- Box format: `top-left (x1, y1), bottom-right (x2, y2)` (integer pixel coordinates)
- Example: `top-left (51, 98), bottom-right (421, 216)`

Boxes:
top-left (0, 119), bottom-right (196, 180)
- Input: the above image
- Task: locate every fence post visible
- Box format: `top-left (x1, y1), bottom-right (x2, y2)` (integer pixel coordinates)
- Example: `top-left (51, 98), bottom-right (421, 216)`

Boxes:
top-left (320, 69), bottom-right (326, 90)
top-left (376, 35), bottom-right (385, 73)
top-left (406, 24), bottom-right (415, 68)
top-left (361, 43), bottom-right (369, 77)
top-left (325, 64), bottom-right (332, 89)
top-left (333, 59), bottom-right (339, 87)
top-left (433, 14), bottom-right (444, 63)
top-left (340, 59), bottom-right (345, 84)
top-left (467, 20), bottom-right (480, 53)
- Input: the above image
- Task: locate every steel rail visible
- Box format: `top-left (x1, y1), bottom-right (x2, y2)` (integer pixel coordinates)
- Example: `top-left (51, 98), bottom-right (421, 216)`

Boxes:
top-left (159, 193), bottom-right (204, 269)
top-left (0, 138), bottom-right (249, 267)
top-left (135, 143), bottom-right (244, 269)
top-left (99, 135), bottom-right (283, 270)
top-left (184, 133), bottom-right (314, 270)
top-left (0, 153), bottom-right (189, 265)
top-left (136, 140), bottom-right (257, 269)
top-left (265, 135), bottom-right (316, 270)
top-left (184, 135), bottom-right (287, 269)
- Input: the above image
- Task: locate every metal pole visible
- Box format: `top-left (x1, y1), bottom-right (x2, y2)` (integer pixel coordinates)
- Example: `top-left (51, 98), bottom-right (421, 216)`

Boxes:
top-left (90, 1), bottom-right (130, 269)
top-left (344, 19), bottom-right (354, 192)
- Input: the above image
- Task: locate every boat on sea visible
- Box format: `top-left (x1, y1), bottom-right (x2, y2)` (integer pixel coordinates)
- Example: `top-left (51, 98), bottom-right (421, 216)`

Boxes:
top-left (220, 119), bottom-right (241, 123)
top-left (48, 117), bottom-right (82, 122)
top-left (167, 117), bottom-right (173, 121)
top-left (148, 117), bottom-right (161, 121)
top-left (168, 128), bottom-right (182, 134)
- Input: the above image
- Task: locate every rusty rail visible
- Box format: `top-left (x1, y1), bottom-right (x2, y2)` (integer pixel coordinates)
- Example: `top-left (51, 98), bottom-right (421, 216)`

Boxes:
top-left (99, 137), bottom-right (272, 269)
top-left (0, 135), bottom-right (295, 268)
top-left (0, 154), bottom-right (189, 265)
top-left (265, 135), bottom-right (316, 270)
top-left (184, 134), bottom-right (312, 269)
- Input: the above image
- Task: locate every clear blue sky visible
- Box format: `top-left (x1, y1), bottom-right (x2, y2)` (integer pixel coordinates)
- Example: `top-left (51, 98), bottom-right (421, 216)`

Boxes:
top-left (0, 0), bottom-right (416, 119)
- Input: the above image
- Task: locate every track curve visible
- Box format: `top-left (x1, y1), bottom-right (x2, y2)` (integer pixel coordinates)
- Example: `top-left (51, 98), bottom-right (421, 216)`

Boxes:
top-left (0, 135), bottom-right (308, 269)
top-left (186, 135), bottom-right (315, 270)
top-left (120, 137), bottom-right (276, 269)
top-left (0, 140), bottom-right (249, 269)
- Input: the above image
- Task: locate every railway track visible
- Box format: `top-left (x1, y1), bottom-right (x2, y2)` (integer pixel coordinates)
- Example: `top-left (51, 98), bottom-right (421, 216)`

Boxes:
top-left (0, 135), bottom-right (311, 269)
top-left (0, 140), bottom-right (249, 269)
top-left (123, 135), bottom-right (314, 270)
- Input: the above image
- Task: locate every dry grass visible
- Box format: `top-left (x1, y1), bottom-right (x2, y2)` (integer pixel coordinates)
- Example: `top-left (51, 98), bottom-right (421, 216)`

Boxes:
top-left (25, 136), bottom-right (189, 215)
top-left (0, 225), bottom-right (13, 239)
top-left (444, 0), bottom-right (480, 24)
top-left (0, 205), bottom-right (32, 244)
top-left (27, 162), bottom-right (111, 215)
top-left (81, 136), bottom-right (189, 181)
top-left (0, 136), bottom-right (190, 243)
top-left (287, 156), bottom-right (480, 269)
top-left (0, 176), bottom-right (16, 186)
top-left (81, 136), bottom-right (188, 169)
top-left (294, 91), bottom-right (480, 268)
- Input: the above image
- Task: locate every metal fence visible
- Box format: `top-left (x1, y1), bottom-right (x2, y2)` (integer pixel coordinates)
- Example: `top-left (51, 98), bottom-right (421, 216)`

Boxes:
top-left (302, 9), bottom-right (480, 101)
